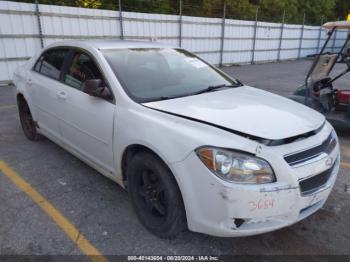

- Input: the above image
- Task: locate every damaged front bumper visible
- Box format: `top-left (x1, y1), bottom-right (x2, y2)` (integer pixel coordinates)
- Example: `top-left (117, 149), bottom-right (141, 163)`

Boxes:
top-left (171, 146), bottom-right (340, 237)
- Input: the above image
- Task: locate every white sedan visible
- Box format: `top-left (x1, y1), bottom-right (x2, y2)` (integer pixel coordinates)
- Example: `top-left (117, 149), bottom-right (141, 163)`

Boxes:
top-left (13, 40), bottom-right (340, 238)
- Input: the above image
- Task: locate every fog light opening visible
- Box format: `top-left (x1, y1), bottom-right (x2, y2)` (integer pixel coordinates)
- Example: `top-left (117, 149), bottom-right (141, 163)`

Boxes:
top-left (233, 218), bottom-right (245, 228)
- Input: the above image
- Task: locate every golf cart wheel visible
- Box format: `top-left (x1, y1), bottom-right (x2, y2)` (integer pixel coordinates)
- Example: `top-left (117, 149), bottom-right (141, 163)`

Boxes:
top-left (18, 98), bottom-right (40, 141)
top-left (127, 151), bottom-right (187, 238)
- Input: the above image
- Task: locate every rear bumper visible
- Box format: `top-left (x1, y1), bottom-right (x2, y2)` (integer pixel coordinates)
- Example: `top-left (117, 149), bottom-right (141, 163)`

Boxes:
top-left (171, 151), bottom-right (340, 237)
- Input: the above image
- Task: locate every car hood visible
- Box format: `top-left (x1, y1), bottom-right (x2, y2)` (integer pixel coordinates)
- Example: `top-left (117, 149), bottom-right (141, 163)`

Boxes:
top-left (143, 86), bottom-right (325, 141)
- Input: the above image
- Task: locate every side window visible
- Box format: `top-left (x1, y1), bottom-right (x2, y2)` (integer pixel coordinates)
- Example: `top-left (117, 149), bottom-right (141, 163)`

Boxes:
top-left (64, 52), bottom-right (103, 90)
top-left (34, 49), bottom-right (68, 80)
top-left (34, 56), bottom-right (43, 72)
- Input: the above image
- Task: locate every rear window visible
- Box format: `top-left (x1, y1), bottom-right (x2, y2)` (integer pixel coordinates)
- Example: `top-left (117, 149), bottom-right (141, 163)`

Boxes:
top-left (34, 49), bottom-right (68, 80)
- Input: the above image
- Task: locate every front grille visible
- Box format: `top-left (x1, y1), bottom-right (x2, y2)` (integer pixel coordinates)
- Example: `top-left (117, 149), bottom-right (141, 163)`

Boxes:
top-left (284, 132), bottom-right (336, 166)
top-left (299, 163), bottom-right (335, 195)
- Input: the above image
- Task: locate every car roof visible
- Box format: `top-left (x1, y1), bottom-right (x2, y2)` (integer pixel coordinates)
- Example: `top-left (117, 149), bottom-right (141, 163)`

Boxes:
top-left (323, 20), bottom-right (350, 30)
top-left (47, 39), bottom-right (175, 51)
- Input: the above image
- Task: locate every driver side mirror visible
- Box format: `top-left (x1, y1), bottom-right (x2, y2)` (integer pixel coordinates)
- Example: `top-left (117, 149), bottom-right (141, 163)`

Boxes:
top-left (82, 79), bottom-right (113, 101)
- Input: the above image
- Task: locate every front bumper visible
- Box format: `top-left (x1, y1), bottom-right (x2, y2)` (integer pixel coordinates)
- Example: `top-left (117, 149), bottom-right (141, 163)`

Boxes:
top-left (171, 137), bottom-right (340, 237)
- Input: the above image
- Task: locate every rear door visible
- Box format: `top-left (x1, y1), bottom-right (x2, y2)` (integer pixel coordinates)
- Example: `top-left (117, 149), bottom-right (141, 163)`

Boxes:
top-left (57, 49), bottom-right (116, 173)
top-left (31, 48), bottom-right (69, 140)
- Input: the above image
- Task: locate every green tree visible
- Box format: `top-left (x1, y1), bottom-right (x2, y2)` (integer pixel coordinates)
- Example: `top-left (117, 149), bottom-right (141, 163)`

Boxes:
top-left (335, 0), bottom-right (350, 20)
top-left (258, 0), bottom-right (299, 23)
top-left (297, 0), bottom-right (337, 25)
top-left (7, 0), bottom-right (350, 25)
top-left (74, 0), bottom-right (102, 8)
top-left (122, 0), bottom-right (177, 14)
top-left (226, 0), bottom-right (256, 21)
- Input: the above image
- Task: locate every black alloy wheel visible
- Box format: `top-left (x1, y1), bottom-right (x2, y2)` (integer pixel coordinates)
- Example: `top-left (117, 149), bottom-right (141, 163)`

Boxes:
top-left (127, 152), bottom-right (186, 238)
top-left (18, 98), bottom-right (40, 141)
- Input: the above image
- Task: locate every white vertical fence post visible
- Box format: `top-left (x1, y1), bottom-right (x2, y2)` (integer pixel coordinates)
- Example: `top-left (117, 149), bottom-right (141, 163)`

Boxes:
top-left (219, 1), bottom-right (226, 67)
top-left (35, 0), bottom-right (44, 48)
top-left (277, 9), bottom-right (285, 62)
top-left (332, 28), bottom-right (337, 53)
top-left (118, 0), bottom-right (124, 39)
top-left (179, 0), bottom-right (182, 48)
top-left (298, 12), bottom-right (305, 59)
top-left (316, 17), bottom-right (324, 54)
top-left (251, 7), bottom-right (259, 64)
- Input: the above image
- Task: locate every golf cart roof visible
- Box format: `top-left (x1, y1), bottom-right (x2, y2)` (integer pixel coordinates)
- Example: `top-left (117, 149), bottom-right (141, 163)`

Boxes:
top-left (323, 21), bottom-right (350, 30)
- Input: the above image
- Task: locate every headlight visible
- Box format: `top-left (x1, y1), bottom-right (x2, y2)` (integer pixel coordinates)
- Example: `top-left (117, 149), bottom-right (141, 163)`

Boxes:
top-left (196, 147), bottom-right (275, 184)
top-left (331, 129), bottom-right (337, 140)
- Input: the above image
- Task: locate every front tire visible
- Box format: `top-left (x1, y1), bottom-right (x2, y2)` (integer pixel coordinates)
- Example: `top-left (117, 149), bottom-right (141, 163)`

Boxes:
top-left (18, 98), bottom-right (40, 141)
top-left (127, 152), bottom-right (186, 238)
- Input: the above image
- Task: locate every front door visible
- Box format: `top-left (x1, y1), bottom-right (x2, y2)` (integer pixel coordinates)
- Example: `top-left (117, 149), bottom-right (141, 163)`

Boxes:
top-left (57, 49), bottom-right (116, 173)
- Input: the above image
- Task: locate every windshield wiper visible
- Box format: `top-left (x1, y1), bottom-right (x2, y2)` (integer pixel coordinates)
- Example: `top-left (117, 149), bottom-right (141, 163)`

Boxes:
top-left (194, 83), bottom-right (242, 95)
top-left (151, 83), bottom-right (242, 102)
top-left (159, 95), bottom-right (184, 100)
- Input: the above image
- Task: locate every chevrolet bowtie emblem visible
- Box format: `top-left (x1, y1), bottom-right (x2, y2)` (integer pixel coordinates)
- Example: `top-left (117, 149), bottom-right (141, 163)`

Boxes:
top-left (326, 157), bottom-right (334, 167)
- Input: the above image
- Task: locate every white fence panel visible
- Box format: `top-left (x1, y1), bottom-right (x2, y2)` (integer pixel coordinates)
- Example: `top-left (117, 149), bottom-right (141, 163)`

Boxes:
top-left (39, 4), bottom-right (120, 46)
top-left (0, 0), bottom-right (348, 82)
top-left (279, 24), bottom-right (301, 60)
top-left (124, 12), bottom-right (179, 46)
top-left (223, 19), bottom-right (254, 64)
top-left (0, 1), bottom-right (41, 82)
top-left (182, 16), bottom-right (222, 64)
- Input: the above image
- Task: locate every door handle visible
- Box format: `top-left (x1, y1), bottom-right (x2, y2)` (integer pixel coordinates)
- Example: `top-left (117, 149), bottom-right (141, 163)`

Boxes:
top-left (56, 91), bottom-right (67, 100)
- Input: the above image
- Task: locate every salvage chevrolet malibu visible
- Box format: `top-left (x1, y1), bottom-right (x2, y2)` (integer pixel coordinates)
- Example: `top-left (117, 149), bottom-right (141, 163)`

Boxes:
top-left (13, 40), bottom-right (340, 238)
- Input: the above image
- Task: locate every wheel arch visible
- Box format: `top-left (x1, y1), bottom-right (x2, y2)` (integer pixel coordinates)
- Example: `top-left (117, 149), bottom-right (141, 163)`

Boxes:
top-left (121, 143), bottom-right (188, 229)
top-left (121, 144), bottom-right (169, 184)
top-left (16, 92), bottom-right (26, 103)
top-left (16, 91), bottom-right (38, 123)
top-left (120, 144), bottom-right (186, 202)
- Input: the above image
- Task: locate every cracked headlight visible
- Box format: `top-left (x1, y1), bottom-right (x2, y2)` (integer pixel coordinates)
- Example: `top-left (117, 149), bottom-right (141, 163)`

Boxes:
top-left (196, 147), bottom-right (276, 184)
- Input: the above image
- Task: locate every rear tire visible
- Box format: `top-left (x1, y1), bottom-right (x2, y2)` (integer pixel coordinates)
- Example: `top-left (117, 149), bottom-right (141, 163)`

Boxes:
top-left (127, 152), bottom-right (187, 238)
top-left (18, 98), bottom-right (40, 141)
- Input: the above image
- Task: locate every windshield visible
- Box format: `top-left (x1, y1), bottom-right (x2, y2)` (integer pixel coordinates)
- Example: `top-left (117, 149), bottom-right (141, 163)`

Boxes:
top-left (102, 48), bottom-right (240, 102)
